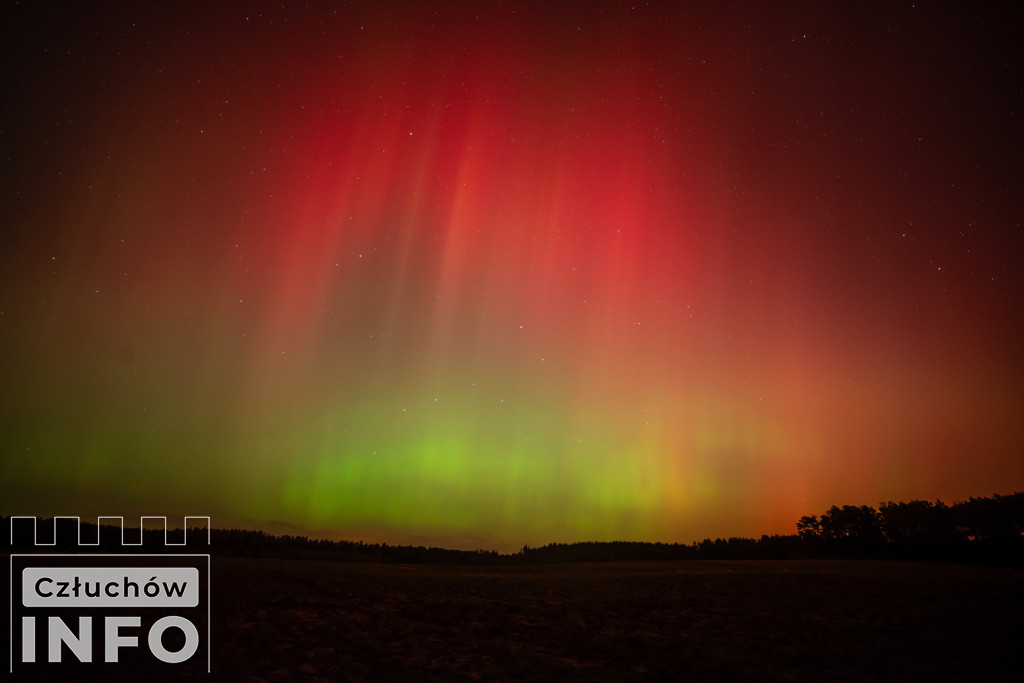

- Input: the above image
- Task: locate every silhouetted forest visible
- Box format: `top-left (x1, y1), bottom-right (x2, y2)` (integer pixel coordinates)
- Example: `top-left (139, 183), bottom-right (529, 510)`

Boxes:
top-left (5, 492), bottom-right (1023, 565)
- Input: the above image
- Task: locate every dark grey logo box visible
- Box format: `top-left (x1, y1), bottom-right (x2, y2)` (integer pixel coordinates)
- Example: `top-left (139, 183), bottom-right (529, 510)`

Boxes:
top-left (8, 517), bottom-right (210, 675)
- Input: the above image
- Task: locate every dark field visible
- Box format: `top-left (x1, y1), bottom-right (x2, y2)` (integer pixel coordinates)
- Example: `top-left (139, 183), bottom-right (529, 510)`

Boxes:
top-left (7, 557), bottom-right (1022, 681)
top-left (213, 558), bottom-right (1021, 681)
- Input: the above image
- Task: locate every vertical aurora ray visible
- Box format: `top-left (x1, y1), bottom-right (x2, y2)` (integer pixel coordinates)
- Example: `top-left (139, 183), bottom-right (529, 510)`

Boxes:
top-left (2, 2), bottom-right (1022, 550)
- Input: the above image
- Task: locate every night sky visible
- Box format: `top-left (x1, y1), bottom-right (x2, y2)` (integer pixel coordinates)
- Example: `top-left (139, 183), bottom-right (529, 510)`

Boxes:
top-left (2, 1), bottom-right (1022, 551)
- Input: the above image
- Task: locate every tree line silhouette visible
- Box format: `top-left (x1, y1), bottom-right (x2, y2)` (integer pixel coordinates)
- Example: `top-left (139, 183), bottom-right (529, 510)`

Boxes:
top-left (793, 493), bottom-right (1024, 563)
top-left (4, 492), bottom-right (1022, 565)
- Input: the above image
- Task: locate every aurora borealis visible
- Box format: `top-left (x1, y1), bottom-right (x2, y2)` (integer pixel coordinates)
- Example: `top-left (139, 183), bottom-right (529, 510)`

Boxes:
top-left (2, 1), bottom-right (1022, 551)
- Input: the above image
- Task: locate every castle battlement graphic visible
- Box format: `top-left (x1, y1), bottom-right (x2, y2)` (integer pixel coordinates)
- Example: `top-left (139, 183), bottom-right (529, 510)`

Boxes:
top-left (7, 516), bottom-right (210, 546)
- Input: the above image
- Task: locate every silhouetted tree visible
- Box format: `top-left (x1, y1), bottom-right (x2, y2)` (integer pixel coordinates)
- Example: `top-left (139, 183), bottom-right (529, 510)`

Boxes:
top-left (878, 500), bottom-right (960, 558)
top-left (814, 505), bottom-right (885, 556)
top-left (796, 515), bottom-right (821, 539)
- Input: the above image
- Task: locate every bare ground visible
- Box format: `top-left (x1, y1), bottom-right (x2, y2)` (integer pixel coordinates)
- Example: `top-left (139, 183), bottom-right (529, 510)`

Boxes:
top-left (209, 558), bottom-right (1022, 681)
